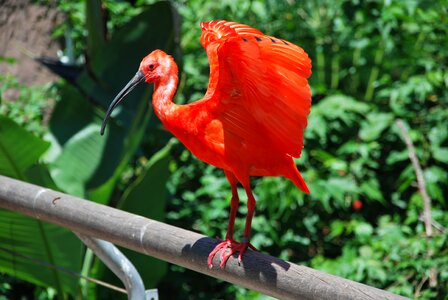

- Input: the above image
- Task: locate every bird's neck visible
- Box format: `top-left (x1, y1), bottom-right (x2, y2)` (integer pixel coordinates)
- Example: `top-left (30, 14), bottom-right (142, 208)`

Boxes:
top-left (152, 67), bottom-right (179, 123)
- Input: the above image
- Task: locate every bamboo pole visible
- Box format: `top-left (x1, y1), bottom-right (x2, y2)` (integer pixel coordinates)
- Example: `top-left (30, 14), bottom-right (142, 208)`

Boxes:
top-left (0, 175), bottom-right (409, 300)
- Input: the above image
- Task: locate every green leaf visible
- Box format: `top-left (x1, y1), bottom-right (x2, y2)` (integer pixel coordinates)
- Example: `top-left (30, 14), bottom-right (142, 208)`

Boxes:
top-left (120, 140), bottom-right (173, 215)
top-left (0, 115), bottom-right (50, 179)
top-left (0, 56), bottom-right (17, 64)
top-left (49, 1), bottom-right (180, 204)
top-left (428, 125), bottom-right (448, 146)
top-left (77, 1), bottom-right (181, 116)
top-left (49, 84), bottom-right (98, 146)
top-left (49, 124), bottom-right (106, 197)
top-left (326, 177), bottom-right (359, 206)
top-left (0, 116), bottom-right (83, 297)
top-left (432, 147), bottom-right (448, 163)
top-left (26, 164), bottom-right (59, 191)
top-left (360, 178), bottom-right (384, 202)
top-left (329, 220), bottom-right (346, 238)
top-left (0, 210), bottom-right (83, 297)
top-left (87, 88), bottom-right (152, 203)
top-left (359, 245), bottom-right (373, 257)
top-left (307, 95), bottom-right (370, 143)
top-left (359, 112), bottom-right (394, 141)
top-left (48, 84), bottom-right (129, 197)
top-left (311, 95), bottom-right (370, 122)
top-left (354, 223), bottom-right (374, 242)
top-left (386, 150), bottom-right (409, 164)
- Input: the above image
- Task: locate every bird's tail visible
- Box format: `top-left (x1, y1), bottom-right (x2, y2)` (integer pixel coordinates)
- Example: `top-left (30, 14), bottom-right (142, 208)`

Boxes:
top-left (287, 162), bottom-right (310, 194)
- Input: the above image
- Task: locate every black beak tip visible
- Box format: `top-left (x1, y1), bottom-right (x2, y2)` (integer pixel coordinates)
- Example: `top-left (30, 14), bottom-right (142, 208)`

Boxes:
top-left (99, 70), bottom-right (145, 137)
top-left (100, 123), bottom-right (105, 136)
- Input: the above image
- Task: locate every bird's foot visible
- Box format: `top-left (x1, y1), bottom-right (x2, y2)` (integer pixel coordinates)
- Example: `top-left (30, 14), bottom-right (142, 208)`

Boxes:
top-left (208, 238), bottom-right (257, 269)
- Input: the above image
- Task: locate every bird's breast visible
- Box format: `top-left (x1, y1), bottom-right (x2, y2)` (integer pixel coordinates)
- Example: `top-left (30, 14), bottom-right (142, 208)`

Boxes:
top-left (163, 109), bottom-right (229, 170)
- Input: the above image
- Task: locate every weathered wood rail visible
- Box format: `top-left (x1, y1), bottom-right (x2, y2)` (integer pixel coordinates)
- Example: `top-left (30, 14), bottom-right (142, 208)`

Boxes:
top-left (0, 175), bottom-right (409, 300)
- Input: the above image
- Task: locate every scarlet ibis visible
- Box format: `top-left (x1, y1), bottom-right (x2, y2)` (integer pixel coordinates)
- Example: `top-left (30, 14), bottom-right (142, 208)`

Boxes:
top-left (101, 20), bottom-right (312, 268)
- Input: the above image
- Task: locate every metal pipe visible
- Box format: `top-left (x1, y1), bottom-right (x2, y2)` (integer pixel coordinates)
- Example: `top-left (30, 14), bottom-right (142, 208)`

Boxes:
top-left (75, 233), bottom-right (149, 300)
top-left (0, 175), bottom-right (409, 300)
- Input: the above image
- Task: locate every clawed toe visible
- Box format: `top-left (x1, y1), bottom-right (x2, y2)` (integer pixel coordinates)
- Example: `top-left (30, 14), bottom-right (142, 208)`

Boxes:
top-left (208, 238), bottom-right (256, 268)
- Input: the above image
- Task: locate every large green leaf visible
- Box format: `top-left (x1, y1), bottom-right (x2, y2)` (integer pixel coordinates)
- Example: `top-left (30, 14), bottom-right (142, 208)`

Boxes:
top-left (48, 85), bottom-right (129, 196)
top-left (77, 0), bottom-right (181, 124)
top-left (0, 116), bottom-right (83, 297)
top-left (0, 210), bottom-right (83, 297)
top-left (120, 139), bottom-right (173, 218)
top-left (87, 95), bottom-right (151, 203)
top-left (0, 115), bottom-right (50, 179)
top-left (49, 124), bottom-right (106, 198)
top-left (49, 84), bottom-right (98, 146)
top-left (26, 164), bottom-right (60, 191)
top-left (49, 1), bottom-right (180, 203)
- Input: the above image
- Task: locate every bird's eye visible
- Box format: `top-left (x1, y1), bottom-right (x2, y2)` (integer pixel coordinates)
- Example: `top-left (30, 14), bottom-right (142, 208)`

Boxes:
top-left (148, 64), bottom-right (155, 70)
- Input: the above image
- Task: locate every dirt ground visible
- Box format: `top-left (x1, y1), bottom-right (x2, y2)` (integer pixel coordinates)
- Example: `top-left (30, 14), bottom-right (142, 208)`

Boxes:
top-left (0, 0), bottom-right (62, 85)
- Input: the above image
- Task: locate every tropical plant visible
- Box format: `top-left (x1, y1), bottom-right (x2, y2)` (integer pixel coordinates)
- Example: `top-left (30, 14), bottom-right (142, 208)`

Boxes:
top-left (1, 1), bottom-right (180, 298)
top-left (1, 0), bottom-right (447, 299)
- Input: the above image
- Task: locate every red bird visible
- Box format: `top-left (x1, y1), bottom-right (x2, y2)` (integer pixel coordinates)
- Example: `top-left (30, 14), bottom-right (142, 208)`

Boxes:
top-left (101, 20), bottom-right (312, 268)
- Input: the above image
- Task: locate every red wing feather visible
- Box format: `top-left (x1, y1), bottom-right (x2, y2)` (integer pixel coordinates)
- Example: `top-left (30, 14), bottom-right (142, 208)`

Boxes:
top-left (200, 21), bottom-right (312, 158)
top-left (200, 20), bottom-right (263, 48)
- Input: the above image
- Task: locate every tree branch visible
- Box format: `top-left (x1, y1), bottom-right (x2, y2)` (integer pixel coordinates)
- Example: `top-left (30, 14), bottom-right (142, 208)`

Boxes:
top-left (395, 119), bottom-right (433, 237)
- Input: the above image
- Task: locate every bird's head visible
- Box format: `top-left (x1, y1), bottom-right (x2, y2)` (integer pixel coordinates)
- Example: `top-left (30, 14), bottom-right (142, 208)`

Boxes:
top-left (100, 50), bottom-right (176, 135)
top-left (139, 49), bottom-right (175, 83)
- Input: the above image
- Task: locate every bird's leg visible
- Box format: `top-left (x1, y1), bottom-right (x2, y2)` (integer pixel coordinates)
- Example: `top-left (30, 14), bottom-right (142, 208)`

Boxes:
top-left (224, 177), bottom-right (239, 240)
top-left (208, 172), bottom-right (242, 268)
top-left (237, 185), bottom-right (258, 261)
top-left (208, 175), bottom-right (258, 268)
top-left (217, 171), bottom-right (240, 243)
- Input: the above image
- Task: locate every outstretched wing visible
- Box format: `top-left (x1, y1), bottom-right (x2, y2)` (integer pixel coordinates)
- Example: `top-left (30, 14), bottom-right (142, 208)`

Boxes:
top-left (200, 20), bottom-right (312, 158)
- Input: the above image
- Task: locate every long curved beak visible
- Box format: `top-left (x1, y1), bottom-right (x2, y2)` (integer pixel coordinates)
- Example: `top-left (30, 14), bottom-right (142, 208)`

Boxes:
top-left (100, 70), bottom-right (145, 135)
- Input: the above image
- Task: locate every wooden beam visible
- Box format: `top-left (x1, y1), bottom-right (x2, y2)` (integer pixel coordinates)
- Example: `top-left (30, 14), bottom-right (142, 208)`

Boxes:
top-left (0, 175), bottom-right (409, 300)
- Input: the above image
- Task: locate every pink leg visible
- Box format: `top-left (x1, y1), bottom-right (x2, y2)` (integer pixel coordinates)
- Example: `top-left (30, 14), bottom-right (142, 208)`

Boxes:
top-left (238, 185), bottom-right (258, 261)
top-left (208, 171), bottom-right (239, 268)
top-left (208, 174), bottom-right (257, 268)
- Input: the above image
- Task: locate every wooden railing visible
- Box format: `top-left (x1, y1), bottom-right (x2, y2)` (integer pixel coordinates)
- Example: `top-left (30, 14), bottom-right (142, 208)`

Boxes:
top-left (0, 175), bottom-right (409, 300)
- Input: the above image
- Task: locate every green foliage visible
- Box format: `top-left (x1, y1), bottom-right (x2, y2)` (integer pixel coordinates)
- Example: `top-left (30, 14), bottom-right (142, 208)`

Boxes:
top-left (0, 115), bottom-right (50, 179)
top-left (161, 0), bottom-right (448, 299)
top-left (0, 74), bottom-right (56, 136)
top-left (1, 1), bottom-right (180, 298)
top-left (0, 115), bottom-right (83, 297)
top-left (0, 210), bottom-right (83, 297)
top-left (50, 123), bottom-right (106, 197)
top-left (50, 0), bottom-right (160, 60)
top-left (311, 215), bottom-right (448, 298)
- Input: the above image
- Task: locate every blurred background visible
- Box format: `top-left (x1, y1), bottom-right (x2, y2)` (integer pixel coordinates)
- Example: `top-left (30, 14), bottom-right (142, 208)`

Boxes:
top-left (0, 0), bottom-right (447, 299)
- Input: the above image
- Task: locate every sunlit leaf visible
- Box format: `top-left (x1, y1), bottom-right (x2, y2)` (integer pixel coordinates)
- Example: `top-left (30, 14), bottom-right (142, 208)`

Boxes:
top-left (359, 112), bottom-right (394, 141)
top-left (432, 147), bottom-right (448, 163)
top-left (0, 116), bottom-right (50, 179)
top-left (49, 124), bottom-right (106, 197)
top-left (0, 117), bottom-right (84, 297)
